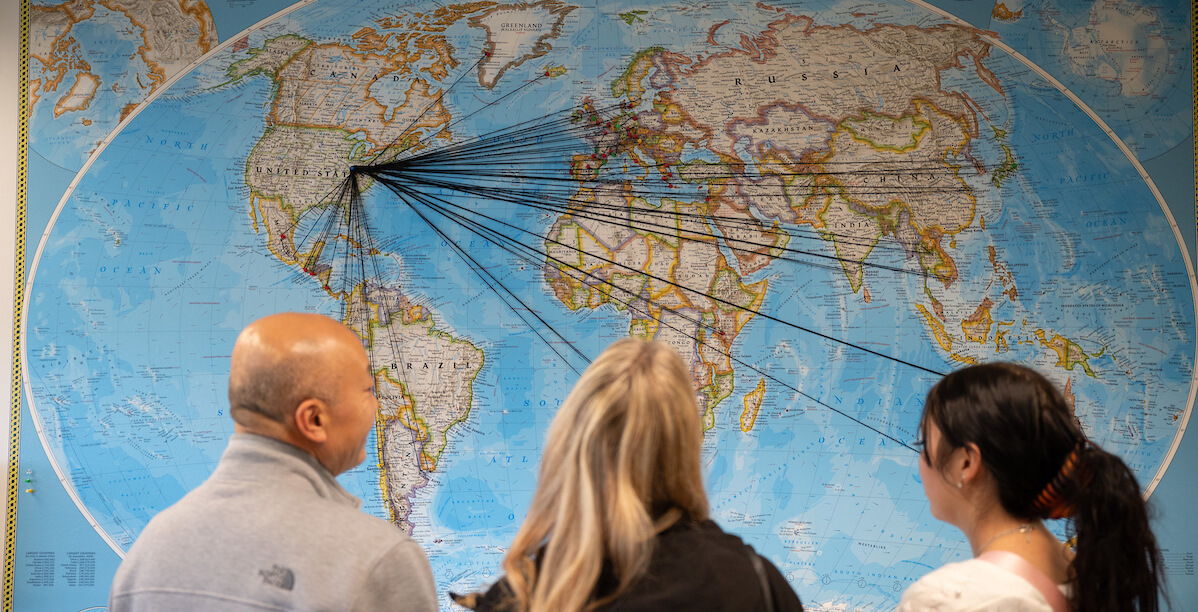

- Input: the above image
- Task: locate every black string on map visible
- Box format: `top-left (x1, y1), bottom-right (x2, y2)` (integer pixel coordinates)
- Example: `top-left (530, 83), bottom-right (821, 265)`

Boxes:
top-left (289, 59), bottom-right (959, 451)
top-left (380, 101), bottom-right (956, 277)
top-left (376, 175), bottom-right (922, 450)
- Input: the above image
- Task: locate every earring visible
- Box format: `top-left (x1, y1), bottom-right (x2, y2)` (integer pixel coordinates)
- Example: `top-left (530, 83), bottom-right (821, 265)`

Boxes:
top-left (956, 481), bottom-right (964, 489)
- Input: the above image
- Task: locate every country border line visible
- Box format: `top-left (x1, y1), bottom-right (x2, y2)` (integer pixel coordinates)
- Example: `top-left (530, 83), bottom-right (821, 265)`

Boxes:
top-left (5, 1), bottom-right (32, 610)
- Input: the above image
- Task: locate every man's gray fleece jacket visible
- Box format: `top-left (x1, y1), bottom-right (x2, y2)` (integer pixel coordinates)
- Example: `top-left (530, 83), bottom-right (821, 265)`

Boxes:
top-left (109, 433), bottom-right (438, 611)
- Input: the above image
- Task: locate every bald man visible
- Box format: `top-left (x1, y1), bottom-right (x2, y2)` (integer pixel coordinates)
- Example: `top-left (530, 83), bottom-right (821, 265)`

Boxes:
top-left (109, 313), bottom-right (438, 611)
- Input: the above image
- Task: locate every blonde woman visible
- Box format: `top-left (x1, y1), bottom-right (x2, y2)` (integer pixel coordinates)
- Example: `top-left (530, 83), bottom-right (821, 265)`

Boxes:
top-left (454, 338), bottom-right (803, 612)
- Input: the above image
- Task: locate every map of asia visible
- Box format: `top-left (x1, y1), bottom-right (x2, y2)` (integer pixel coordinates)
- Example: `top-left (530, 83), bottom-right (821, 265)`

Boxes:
top-left (13, 0), bottom-right (1196, 609)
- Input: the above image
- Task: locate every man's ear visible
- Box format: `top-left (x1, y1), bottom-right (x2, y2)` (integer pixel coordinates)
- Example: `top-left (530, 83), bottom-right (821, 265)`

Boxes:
top-left (293, 398), bottom-right (330, 444)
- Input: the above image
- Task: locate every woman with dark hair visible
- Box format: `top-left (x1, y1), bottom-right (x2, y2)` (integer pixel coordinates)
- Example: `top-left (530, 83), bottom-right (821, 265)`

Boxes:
top-left (898, 362), bottom-right (1164, 611)
top-left (453, 338), bottom-right (803, 612)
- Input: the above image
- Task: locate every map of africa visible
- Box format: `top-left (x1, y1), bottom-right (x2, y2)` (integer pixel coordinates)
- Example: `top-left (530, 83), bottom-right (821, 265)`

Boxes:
top-left (14, 0), bottom-right (1196, 609)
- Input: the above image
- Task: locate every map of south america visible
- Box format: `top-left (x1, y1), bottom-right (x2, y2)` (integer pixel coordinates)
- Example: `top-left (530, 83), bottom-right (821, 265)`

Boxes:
top-left (230, 18), bottom-right (482, 529)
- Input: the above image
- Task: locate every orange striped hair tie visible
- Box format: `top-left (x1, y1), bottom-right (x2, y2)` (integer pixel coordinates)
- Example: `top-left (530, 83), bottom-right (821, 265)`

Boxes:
top-left (1030, 440), bottom-right (1090, 519)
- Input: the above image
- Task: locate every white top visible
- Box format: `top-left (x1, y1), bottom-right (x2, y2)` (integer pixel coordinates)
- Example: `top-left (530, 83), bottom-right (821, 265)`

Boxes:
top-left (896, 558), bottom-right (1068, 611)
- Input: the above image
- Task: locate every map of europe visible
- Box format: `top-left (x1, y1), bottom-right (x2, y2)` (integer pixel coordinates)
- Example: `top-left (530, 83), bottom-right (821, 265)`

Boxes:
top-left (15, 0), bottom-right (1196, 609)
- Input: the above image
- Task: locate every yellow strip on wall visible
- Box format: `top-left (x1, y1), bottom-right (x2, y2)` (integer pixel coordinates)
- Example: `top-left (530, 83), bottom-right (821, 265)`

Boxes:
top-left (5, 2), bottom-right (32, 610)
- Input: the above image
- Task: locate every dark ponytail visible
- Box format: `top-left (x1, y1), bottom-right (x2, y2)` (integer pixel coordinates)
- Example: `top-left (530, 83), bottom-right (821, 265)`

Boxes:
top-left (1068, 445), bottom-right (1163, 612)
top-left (923, 363), bottom-right (1164, 611)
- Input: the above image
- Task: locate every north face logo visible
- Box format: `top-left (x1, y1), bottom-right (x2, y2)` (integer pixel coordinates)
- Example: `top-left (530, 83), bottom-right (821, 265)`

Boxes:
top-left (259, 564), bottom-right (295, 591)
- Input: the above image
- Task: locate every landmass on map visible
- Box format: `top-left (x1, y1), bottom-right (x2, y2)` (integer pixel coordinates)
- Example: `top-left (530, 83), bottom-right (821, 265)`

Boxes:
top-left (468, 1), bottom-right (576, 88)
top-left (619, 10), bottom-right (647, 25)
top-left (546, 7), bottom-right (1100, 436)
top-left (28, 0), bottom-right (216, 121)
top-left (224, 2), bottom-right (581, 529)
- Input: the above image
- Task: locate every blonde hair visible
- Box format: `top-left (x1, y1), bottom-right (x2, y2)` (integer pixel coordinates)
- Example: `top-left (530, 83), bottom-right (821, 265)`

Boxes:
top-left (499, 338), bottom-right (709, 612)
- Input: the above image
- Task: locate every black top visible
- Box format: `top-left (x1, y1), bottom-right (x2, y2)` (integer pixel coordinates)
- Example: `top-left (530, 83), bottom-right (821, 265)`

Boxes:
top-left (458, 520), bottom-right (803, 612)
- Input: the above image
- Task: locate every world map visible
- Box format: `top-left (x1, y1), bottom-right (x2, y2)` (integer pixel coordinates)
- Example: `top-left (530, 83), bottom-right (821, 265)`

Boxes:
top-left (14, 0), bottom-right (1196, 609)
